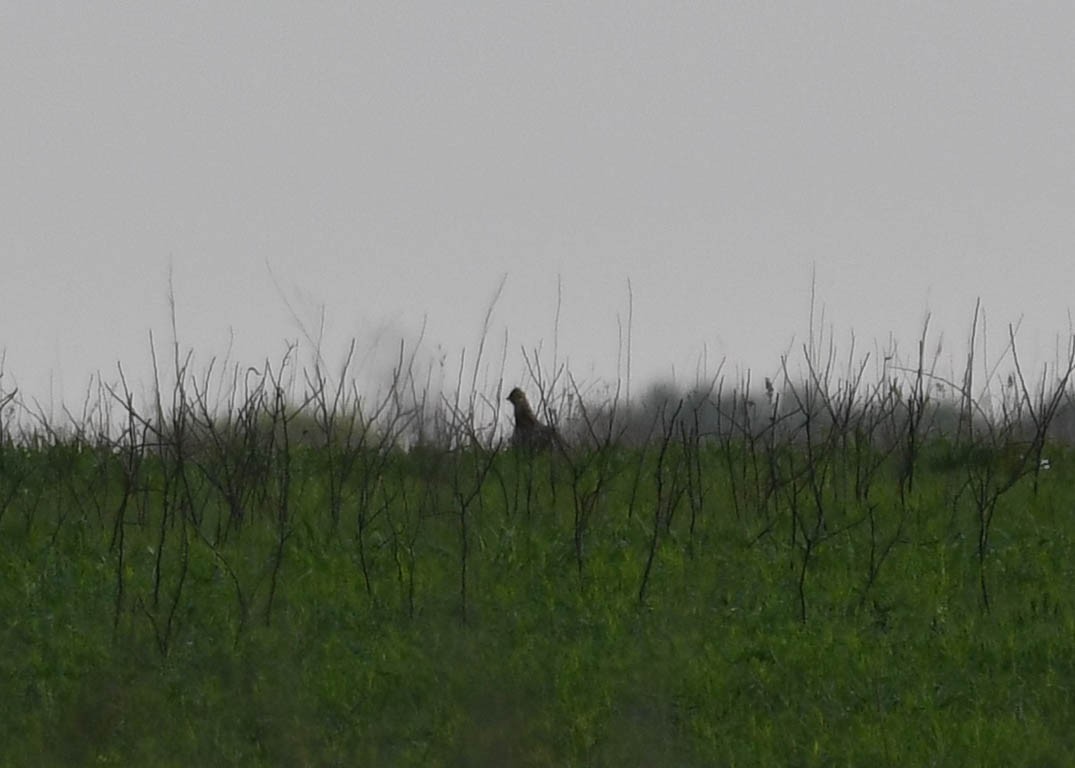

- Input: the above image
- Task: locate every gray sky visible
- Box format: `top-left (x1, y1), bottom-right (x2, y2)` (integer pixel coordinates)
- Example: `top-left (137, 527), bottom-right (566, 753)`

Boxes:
top-left (4, 3), bottom-right (1075, 413)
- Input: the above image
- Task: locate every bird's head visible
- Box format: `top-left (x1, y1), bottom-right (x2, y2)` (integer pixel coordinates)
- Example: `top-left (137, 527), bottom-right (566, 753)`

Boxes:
top-left (507, 387), bottom-right (527, 405)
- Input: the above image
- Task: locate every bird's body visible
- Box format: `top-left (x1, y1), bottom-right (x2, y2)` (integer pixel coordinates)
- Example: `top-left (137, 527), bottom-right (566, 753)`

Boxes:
top-left (507, 387), bottom-right (561, 451)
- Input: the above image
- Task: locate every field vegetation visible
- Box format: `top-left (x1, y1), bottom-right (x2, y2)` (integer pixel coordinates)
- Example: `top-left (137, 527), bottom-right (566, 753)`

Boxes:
top-left (3, 312), bottom-right (1075, 766)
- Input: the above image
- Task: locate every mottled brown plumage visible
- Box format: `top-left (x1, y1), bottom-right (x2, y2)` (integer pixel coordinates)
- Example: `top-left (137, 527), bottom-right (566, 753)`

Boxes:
top-left (507, 387), bottom-right (560, 450)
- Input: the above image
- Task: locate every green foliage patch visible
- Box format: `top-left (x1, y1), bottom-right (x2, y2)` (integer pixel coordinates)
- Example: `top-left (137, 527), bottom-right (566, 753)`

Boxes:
top-left (2, 437), bottom-right (1075, 766)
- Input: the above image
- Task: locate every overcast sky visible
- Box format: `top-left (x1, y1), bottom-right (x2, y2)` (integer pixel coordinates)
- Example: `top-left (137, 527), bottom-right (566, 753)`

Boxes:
top-left (4, 3), bottom-right (1075, 414)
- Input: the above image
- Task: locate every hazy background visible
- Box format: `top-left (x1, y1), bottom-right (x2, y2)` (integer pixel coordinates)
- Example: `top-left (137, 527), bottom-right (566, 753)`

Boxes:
top-left (4, 3), bottom-right (1075, 415)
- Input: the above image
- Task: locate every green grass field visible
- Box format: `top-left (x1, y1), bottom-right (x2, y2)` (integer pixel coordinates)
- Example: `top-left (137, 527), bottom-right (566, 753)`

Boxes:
top-left (2, 401), bottom-right (1074, 767)
top-left (4, 318), bottom-right (1075, 767)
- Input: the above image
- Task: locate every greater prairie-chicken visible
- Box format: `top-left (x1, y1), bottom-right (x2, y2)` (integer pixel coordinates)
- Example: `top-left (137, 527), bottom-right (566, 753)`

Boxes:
top-left (506, 387), bottom-right (561, 451)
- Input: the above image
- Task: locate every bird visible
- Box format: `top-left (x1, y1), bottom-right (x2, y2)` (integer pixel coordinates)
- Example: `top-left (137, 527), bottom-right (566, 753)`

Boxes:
top-left (506, 387), bottom-right (562, 451)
